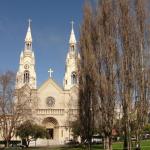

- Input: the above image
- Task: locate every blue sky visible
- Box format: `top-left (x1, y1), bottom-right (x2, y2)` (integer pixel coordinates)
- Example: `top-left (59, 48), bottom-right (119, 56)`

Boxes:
top-left (0, 0), bottom-right (84, 87)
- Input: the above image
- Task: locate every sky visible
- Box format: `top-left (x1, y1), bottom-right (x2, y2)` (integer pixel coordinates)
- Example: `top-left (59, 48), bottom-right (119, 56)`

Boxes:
top-left (0, 0), bottom-right (84, 87)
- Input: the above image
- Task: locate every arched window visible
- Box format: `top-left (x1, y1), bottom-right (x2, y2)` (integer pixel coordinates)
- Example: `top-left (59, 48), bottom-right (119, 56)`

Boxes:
top-left (71, 45), bottom-right (74, 51)
top-left (24, 70), bottom-right (30, 83)
top-left (26, 43), bottom-right (31, 50)
top-left (71, 72), bottom-right (77, 84)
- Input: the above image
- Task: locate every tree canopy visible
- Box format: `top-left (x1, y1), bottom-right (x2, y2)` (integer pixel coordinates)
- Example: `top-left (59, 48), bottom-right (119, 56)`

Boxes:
top-left (16, 120), bottom-right (46, 147)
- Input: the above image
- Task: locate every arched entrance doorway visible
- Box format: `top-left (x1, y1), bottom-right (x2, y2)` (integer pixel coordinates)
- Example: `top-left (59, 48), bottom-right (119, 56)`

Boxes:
top-left (42, 117), bottom-right (59, 140)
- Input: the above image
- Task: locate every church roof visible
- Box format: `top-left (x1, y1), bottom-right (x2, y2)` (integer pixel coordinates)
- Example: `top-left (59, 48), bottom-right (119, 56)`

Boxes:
top-left (38, 78), bottom-right (63, 93)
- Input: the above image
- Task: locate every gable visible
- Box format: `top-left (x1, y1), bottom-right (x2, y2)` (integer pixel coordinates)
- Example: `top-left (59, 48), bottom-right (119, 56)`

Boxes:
top-left (37, 78), bottom-right (65, 109)
top-left (38, 78), bottom-right (63, 93)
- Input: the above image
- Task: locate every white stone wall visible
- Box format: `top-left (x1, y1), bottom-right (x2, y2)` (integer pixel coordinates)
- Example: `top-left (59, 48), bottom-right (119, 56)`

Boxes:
top-left (16, 50), bottom-right (36, 89)
top-left (32, 78), bottom-right (79, 145)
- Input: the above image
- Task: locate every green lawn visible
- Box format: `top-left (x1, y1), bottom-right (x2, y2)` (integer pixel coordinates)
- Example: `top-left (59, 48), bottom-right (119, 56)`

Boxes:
top-left (23, 140), bottom-right (150, 150)
top-left (3, 140), bottom-right (150, 150)
top-left (112, 140), bottom-right (150, 150)
top-left (23, 145), bottom-right (101, 150)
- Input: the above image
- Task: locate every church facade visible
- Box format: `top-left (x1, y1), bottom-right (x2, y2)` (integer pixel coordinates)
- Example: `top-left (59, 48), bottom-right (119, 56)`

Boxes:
top-left (15, 21), bottom-right (79, 146)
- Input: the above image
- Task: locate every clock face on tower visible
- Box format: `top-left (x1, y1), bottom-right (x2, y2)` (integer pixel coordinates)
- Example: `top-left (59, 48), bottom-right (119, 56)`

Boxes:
top-left (46, 97), bottom-right (55, 107)
top-left (24, 64), bottom-right (29, 69)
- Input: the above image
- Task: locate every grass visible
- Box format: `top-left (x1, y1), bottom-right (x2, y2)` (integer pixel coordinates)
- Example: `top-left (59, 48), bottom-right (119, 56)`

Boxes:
top-left (112, 139), bottom-right (150, 150)
top-left (2, 140), bottom-right (150, 150)
top-left (22, 145), bottom-right (102, 150)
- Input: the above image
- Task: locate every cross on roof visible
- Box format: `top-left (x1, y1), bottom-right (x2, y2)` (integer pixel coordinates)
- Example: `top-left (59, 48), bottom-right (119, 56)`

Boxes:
top-left (48, 68), bottom-right (53, 78)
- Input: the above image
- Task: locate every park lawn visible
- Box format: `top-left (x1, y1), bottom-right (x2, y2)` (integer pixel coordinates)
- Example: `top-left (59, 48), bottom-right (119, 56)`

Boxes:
top-left (23, 145), bottom-right (102, 150)
top-left (22, 140), bottom-right (150, 150)
top-left (112, 139), bottom-right (150, 150)
top-left (112, 142), bottom-right (123, 149)
top-left (4, 140), bottom-right (150, 150)
top-left (26, 147), bottom-right (83, 150)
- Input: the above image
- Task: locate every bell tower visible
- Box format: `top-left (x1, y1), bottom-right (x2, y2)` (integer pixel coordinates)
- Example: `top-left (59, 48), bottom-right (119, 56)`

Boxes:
top-left (63, 21), bottom-right (79, 90)
top-left (16, 20), bottom-right (36, 89)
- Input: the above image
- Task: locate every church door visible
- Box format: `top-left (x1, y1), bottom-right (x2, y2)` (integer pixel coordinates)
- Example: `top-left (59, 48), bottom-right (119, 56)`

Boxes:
top-left (43, 117), bottom-right (59, 140)
top-left (46, 128), bottom-right (54, 139)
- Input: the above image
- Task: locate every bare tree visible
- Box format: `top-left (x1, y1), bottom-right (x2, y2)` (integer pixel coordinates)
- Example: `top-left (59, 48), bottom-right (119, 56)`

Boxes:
top-left (79, 1), bottom-right (118, 150)
top-left (130, 0), bottom-right (150, 147)
top-left (0, 71), bottom-right (36, 147)
top-left (79, 1), bottom-right (150, 150)
top-left (79, 2), bottom-right (97, 149)
top-left (116, 0), bottom-right (150, 149)
top-left (65, 92), bottom-right (79, 141)
top-left (95, 1), bottom-right (118, 149)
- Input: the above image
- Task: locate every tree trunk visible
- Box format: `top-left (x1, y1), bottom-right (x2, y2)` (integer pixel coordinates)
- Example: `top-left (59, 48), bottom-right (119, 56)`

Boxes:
top-left (86, 141), bottom-right (91, 150)
top-left (109, 137), bottom-right (112, 150)
top-left (5, 139), bottom-right (9, 147)
top-left (124, 120), bottom-right (131, 150)
top-left (135, 128), bottom-right (141, 150)
top-left (104, 136), bottom-right (112, 150)
top-left (26, 139), bottom-right (30, 148)
top-left (35, 140), bottom-right (36, 147)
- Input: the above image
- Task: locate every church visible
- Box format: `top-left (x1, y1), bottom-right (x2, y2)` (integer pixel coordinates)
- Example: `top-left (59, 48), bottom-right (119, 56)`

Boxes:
top-left (15, 20), bottom-right (80, 146)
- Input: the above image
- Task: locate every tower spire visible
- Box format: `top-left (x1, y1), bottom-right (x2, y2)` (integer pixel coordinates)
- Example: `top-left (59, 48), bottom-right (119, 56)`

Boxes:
top-left (69, 21), bottom-right (76, 44)
top-left (25, 19), bottom-right (32, 50)
top-left (16, 20), bottom-right (36, 89)
top-left (64, 21), bottom-right (78, 90)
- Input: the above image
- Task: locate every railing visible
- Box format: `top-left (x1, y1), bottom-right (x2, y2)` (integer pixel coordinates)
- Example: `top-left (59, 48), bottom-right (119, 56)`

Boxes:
top-left (68, 109), bottom-right (78, 115)
top-left (36, 109), bottom-right (64, 115)
top-left (36, 109), bottom-right (78, 115)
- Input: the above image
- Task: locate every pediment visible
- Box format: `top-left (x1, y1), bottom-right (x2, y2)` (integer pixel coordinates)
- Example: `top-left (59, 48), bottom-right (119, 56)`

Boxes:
top-left (37, 78), bottom-right (65, 110)
top-left (38, 78), bottom-right (63, 93)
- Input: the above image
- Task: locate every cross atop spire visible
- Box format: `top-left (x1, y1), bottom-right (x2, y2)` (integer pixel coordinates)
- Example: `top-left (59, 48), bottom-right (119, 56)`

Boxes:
top-left (24, 19), bottom-right (33, 51)
top-left (28, 19), bottom-right (32, 28)
top-left (71, 21), bottom-right (74, 31)
top-left (25, 19), bottom-right (32, 43)
top-left (69, 20), bottom-right (76, 44)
